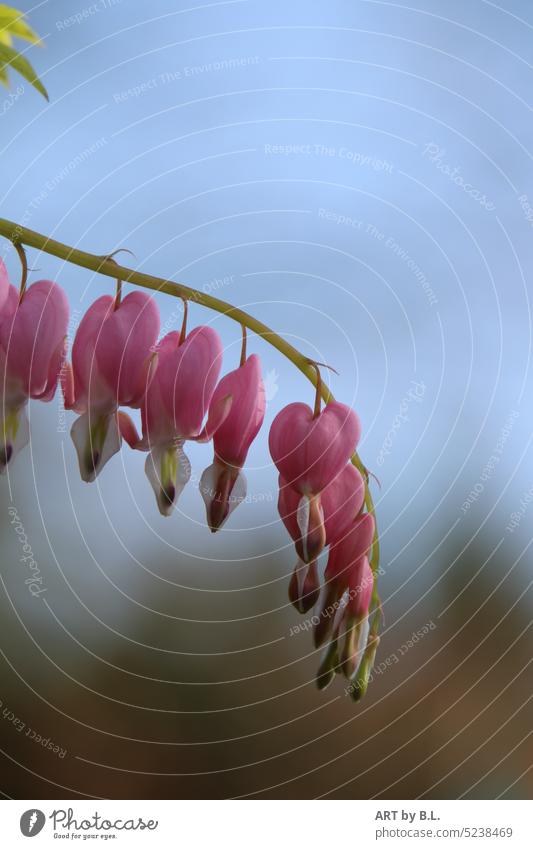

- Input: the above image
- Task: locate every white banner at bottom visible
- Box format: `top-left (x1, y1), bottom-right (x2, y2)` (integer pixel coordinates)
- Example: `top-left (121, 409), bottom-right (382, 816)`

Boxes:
top-left (0, 799), bottom-right (529, 847)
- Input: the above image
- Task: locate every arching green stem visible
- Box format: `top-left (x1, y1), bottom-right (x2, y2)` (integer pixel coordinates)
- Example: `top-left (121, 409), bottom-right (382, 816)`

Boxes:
top-left (0, 217), bottom-right (379, 577)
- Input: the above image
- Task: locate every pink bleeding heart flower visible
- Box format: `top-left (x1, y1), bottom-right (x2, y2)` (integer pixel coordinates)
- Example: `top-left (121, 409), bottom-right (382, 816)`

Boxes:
top-left (279, 464), bottom-right (366, 614)
top-left (278, 469), bottom-right (318, 615)
top-left (200, 353), bottom-right (265, 531)
top-left (278, 463), bottom-right (365, 563)
top-left (316, 556), bottom-right (374, 689)
top-left (270, 400), bottom-right (360, 563)
top-left (314, 511), bottom-right (375, 648)
top-left (65, 290), bottom-right (159, 482)
top-left (138, 326), bottom-right (230, 516)
top-left (269, 401), bottom-right (361, 495)
top-left (278, 463), bottom-right (365, 614)
top-left (0, 275), bottom-right (69, 472)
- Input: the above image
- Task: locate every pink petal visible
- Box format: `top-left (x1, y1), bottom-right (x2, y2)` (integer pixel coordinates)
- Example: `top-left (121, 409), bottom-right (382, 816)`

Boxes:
top-left (0, 281), bottom-right (69, 400)
top-left (0, 257), bottom-right (10, 311)
top-left (278, 463), bottom-right (365, 551)
top-left (346, 556), bottom-right (374, 617)
top-left (118, 411), bottom-right (141, 448)
top-left (71, 295), bottom-right (114, 412)
top-left (321, 463), bottom-right (365, 544)
top-left (33, 335), bottom-right (67, 402)
top-left (210, 354), bottom-right (265, 467)
top-left (95, 290), bottom-right (160, 407)
top-left (141, 326), bottom-right (223, 446)
top-left (269, 401), bottom-right (360, 495)
top-left (325, 512), bottom-right (375, 588)
top-left (194, 392), bottom-right (232, 443)
top-left (61, 361), bottom-right (75, 410)
top-left (168, 326), bottom-right (223, 436)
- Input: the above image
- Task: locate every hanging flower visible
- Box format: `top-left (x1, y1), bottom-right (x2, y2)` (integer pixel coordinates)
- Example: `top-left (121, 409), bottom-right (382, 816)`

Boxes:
top-left (0, 232), bottom-right (383, 703)
top-left (200, 352), bottom-right (265, 531)
top-left (137, 326), bottom-right (230, 516)
top-left (269, 400), bottom-right (361, 564)
top-left (65, 290), bottom-right (159, 482)
top-left (278, 462), bottom-right (366, 613)
top-left (313, 511), bottom-right (375, 648)
top-left (269, 400), bottom-right (361, 494)
top-left (316, 555), bottom-right (374, 690)
top-left (0, 266), bottom-right (69, 472)
top-left (277, 462), bottom-right (365, 563)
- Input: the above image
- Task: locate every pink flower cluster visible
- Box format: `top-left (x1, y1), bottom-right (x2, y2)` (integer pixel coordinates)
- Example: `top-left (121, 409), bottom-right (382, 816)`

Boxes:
top-left (0, 260), bottom-right (377, 694)
top-left (270, 400), bottom-right (375, 690)
top-left (0, 262), bottom-right (265, 531)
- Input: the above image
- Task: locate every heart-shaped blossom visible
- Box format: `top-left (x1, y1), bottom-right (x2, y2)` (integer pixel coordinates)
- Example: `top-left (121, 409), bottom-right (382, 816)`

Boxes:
top-left (269, 400), bottom-right (361, 495)
top-left (200, 353), bottom-right (265, 531)
top-left (0, 270), bottom-right (69, 472)
top-left (138, 326), bottom-right (230, 516)
top-left (65, 290), bottom-right (159, 482)
top-left (270, 400), bottom-right (360, 566)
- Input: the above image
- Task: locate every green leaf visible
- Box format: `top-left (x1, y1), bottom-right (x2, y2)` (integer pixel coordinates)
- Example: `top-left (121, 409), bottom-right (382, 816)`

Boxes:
top-left (0, 42), bottom-right (47, 99)
top-left (0, 6), bottom-right (41, 45)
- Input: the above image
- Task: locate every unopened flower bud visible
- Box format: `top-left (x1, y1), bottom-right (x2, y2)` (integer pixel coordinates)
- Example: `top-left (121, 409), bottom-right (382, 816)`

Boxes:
top-left (288, 559), bottom-right (320, 614)
top-left (350, 634), bottom-right (380, 702)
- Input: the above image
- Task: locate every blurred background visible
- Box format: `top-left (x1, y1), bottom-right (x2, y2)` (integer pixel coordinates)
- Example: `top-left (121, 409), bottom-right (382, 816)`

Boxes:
top-left (0, 0), bottom-right (532, 799)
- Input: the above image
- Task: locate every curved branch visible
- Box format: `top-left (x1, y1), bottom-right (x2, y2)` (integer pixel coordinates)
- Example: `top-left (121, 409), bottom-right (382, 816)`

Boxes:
top-left (0, 217), bottom-right (379, 573)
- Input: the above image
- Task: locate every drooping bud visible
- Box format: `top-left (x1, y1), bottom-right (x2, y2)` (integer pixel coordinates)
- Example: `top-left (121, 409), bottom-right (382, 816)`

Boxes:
top-left (200, 353), bottom-right (265, 530)
top-left (336, 556), bottom-right (373, 680)
top-left (349, 634), bottom-right (380, 702)
top-left (314, 511), bottom-right (375, 647)
top-left (288, 559), bottom-right (320, 614)
top-left (316, 638), bottom-right (339, 691)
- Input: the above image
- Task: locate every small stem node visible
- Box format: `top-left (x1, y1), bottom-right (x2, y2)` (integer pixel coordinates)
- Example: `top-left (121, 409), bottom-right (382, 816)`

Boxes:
top-left (14, 242), bottom-right (28, 303)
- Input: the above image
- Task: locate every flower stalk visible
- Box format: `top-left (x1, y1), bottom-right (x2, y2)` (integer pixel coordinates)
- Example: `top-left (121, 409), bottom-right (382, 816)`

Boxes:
top-left (0, 216), bottom-right (380, 622)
